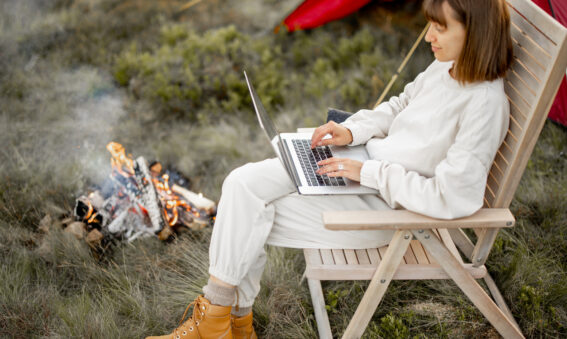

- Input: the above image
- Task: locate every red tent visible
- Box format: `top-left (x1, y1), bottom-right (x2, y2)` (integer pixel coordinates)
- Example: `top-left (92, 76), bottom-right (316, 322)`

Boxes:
top-left (281, 0), bottom-right (395, 32)
top-left (532, 0), bottom-right (567, 127)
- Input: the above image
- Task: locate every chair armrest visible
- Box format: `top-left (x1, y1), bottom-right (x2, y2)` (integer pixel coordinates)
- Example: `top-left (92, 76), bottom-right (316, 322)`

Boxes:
top-left (323, 208), bottom-right (515, 230)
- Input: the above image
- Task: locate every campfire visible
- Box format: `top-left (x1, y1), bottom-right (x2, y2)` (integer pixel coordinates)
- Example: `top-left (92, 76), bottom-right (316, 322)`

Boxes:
top-left (71, 142), bottom-right (216, 247)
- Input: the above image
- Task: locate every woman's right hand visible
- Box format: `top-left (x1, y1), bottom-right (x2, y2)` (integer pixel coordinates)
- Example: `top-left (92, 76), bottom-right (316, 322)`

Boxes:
top-left (310, 121), bottom-right (353, 148)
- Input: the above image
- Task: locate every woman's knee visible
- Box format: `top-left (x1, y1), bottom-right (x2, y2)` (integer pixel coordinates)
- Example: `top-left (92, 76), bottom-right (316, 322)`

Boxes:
top-left (222, 161), bottom-right (266, 193)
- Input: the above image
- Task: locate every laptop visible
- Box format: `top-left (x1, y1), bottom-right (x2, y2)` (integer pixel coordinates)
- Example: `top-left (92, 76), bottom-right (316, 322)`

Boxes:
top-left (244, 71), bottom-right (378, 195)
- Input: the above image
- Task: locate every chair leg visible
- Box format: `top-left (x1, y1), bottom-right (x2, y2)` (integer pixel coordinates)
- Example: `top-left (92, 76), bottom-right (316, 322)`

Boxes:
top-left (341, 230), bottom-right (413, 339)
top-left (447, 228), bottom-right (521, 331)
top-left (307, 278), bottom-right (333, 339)
top-left (413, 229), bottom-right (524, 339)
top-left (484, 273), bottom-right (522, 332)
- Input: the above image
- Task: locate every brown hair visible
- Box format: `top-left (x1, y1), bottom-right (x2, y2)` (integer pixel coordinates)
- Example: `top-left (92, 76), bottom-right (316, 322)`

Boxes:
top-left (423, 0), bottom-right (513, 84)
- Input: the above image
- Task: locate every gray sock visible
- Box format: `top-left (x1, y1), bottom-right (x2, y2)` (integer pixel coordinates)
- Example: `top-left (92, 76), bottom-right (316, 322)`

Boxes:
top-left (203, 278), bottom-right (235, 307)
top-left (231, 305), bottom-right (253, 318)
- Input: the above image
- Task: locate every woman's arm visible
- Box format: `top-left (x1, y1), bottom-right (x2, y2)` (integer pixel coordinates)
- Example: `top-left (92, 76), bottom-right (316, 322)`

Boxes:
top-left (359, 89), bottom-right (509, 219)
top-left (340, 69), bottom-right (426, 146)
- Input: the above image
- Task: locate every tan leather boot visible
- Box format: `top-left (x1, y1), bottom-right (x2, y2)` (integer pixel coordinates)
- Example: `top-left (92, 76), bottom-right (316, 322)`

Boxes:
top-left (231, 312), bottom-right (257, 339)
top-left (146, 295), bottom-right (232, 339)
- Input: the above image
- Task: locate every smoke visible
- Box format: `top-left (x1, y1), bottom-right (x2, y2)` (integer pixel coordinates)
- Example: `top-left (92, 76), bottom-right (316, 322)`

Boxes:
top-left (52, 67), bottom-right (128, 184)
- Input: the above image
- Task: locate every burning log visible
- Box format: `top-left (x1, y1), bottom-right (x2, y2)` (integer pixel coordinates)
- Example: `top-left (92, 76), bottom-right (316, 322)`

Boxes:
top-left (171, 185), bottom-right (216, 215)
top-left (69, 142), bottom-right (214, 248)
top-left (133, 156), bottom-right (171, 237)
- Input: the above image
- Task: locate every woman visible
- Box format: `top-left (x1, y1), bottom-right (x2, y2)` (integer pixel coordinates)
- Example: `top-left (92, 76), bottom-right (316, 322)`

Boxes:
top-left (147, 0), bottom-right (513, 338)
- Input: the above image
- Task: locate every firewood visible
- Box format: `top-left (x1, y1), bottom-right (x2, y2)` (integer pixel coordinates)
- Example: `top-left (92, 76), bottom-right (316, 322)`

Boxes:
top-left (133, 156), bottom-right (170, 235)
top-left (171, 184), bottom-right (216, 214)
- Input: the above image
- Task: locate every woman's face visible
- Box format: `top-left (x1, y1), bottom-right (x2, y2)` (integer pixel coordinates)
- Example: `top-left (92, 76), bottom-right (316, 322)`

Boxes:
top-left (425, 1), bottom-right (466, 63)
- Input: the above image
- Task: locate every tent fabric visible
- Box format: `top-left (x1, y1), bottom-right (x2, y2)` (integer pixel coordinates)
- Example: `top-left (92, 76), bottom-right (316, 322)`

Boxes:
top-left (282, 0), bottom-right (379, 32)
top-left (532, 0), bottom-right (567, 126)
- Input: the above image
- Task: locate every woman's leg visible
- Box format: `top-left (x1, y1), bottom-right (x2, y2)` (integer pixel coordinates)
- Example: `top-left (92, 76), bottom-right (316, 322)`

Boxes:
top-left (207, 158), bottom-right (295, 304)
top-left (233, 190), bottom-right (394, 308)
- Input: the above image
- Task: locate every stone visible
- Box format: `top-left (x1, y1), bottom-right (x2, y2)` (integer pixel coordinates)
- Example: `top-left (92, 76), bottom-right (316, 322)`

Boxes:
top-left (65, 221), bottom-right (86, 239)
top-left (86, 229), bottom-right (104, 248)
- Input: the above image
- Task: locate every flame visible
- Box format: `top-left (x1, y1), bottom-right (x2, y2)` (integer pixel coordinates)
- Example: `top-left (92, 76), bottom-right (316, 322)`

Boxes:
top-left (153, 173), bottom-right (196, 226)
top-left (106, 142), bottom-right (134, 175)
top-left (104, 142), bottom-right (210, 229)
top-left (84, 201), bottom-right (94, 220)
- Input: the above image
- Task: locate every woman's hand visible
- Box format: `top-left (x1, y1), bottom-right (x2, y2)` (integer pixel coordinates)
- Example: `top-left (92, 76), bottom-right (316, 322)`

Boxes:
top-left (316, 157), bottom-right (363, 182)
top-left (310, 121), bottom-right (353, 148)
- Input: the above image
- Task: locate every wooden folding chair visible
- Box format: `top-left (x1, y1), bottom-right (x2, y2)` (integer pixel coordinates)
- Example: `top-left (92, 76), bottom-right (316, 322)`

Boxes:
top-left (302, 0), bottom-right (567, 337)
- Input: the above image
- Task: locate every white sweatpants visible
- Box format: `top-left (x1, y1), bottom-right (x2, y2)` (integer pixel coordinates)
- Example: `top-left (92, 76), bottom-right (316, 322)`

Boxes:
top-left (208, 158), bottom-right (394, 307)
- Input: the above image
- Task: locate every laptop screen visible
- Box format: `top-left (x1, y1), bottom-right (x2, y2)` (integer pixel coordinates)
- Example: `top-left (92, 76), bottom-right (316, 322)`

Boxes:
top-left (244, 71), bottom-right (279, 142)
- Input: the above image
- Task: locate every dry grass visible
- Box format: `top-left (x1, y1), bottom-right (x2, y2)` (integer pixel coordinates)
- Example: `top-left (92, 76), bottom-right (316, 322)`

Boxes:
top-left (1, 0), bottom-right (566, 338)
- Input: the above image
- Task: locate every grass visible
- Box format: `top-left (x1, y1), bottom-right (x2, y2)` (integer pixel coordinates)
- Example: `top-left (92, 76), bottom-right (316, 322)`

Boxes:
top-left (1, 0), bottom-right (566, 337)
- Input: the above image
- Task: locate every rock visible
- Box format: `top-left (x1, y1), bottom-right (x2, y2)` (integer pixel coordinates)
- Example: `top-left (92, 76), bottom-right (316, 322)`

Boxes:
top-left (65, 221), bottom-right (86, 239)
top-left (61, 217), bottom-right (74, 226)
top-left (38, 214), bottom-right (52, 233)
top-left (157, 225), bottom-right (174, 240)
top-left (86, 229), bottom-right (104, 248)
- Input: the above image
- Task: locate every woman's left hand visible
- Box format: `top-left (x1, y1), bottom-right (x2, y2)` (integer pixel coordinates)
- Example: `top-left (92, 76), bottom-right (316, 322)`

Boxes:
top-left (316, 157), bottom-right (363, 182)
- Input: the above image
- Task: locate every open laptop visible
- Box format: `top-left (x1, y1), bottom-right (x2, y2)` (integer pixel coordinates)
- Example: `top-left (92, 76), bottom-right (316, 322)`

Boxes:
top-left (244, 71), bottom-right (378, 195)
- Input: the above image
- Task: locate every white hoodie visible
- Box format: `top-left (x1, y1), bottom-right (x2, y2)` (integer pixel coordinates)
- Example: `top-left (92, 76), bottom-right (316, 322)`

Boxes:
top-left (341, 60), bottom-right (509, 219)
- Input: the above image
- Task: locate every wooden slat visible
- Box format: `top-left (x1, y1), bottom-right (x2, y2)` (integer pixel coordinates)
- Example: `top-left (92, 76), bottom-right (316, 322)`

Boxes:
top-left (508, 0), bottom-right (559, 48)
top-left (332, 249), bottom-right (347, 265)
top-left (367, 248), bottom-right (381, 265)
top-left (411, 240), bottom-right (429, 264)
top-left (485, 180), bottom-right (497, 201)
top-left (493, 151), bottom-right (510, 173)
top-left (489, 160), bottom-right (505, 184)
top-left (323, 208), bottom-right (515, 230)
top-left (305, 262), bottom-right (487, 281)
top-left (510, 20), bottom-right (552, 63)
top-left (344, 249), bottom-right (358, 264)
top-left (483, 196), bottom-right (492, 208)
top-left (488, 165), bottom-right (503, 189)
top-left (320, 249), bottom-right (335, 265)
top-left (512, 43), bottom-right (547, 81)
top-left (356, 249), bottom-right (371, 265)
top-left (508, 97), bottom-right (529, 129)
top-left (505, 80), bottom-right (532, 118)
top-left (378, 246), bottom-right (387, 260)
top-left (486, 172), bottom-right (500, 202)
top-left (304, 248), bottom-right (322, 265)
top-left (499, 138), bottom-right (516, 165)
top-left (403, 245), bottom-right (418, 264)
top-left (509, 59), bottom-right (541, 97)
top-left (508, 114), bottom-right (524, 145)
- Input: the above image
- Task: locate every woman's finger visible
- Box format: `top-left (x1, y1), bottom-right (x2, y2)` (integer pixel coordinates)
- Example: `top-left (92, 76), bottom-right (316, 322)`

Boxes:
top-left (310, 124), bottom-right (332, 148)
top-left (317, 157), bottom-right (342, 166)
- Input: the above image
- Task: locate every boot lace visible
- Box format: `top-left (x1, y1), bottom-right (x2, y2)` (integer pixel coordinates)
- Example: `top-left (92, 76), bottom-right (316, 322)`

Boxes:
top-left (173, 297), bottom-right (206, 338)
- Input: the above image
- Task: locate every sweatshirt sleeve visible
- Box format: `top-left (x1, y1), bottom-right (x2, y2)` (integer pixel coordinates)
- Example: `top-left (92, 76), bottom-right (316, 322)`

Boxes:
top-left (359, 88), bottom-right (509, 219)
top-left (341, 70), bottom-right (425, 146)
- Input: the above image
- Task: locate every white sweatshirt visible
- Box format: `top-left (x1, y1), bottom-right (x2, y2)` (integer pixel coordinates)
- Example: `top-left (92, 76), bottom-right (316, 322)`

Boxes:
top-left (341, 60), bottom-right (509, 219)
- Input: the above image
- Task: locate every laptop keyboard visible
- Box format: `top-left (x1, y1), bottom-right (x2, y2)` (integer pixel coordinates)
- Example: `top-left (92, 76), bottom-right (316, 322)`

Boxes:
top-left (292, 139), bottom-right (346, 187)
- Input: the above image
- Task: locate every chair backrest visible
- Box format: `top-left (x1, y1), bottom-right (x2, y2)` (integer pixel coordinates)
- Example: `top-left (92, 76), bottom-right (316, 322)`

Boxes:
top-left (484, 0), bottom-right (567, 209)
